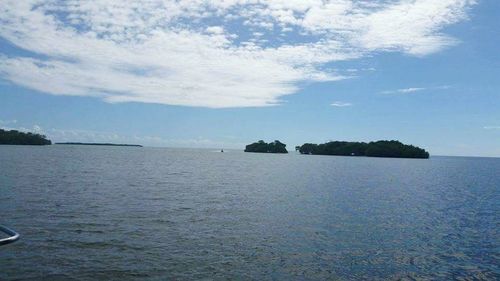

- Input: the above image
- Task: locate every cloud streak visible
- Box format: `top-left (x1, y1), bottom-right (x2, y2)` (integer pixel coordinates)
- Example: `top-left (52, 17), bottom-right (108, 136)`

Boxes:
top-left (381, 85), bottom-right (452, 95)
top-left (483, 126), bottom-right (500, 130)
top-left (0, 0), bottom-right (476, 108)
top-left (382, 87), bottom-right (426, 94)
top-left (331, 101), bottom-right (352, 107)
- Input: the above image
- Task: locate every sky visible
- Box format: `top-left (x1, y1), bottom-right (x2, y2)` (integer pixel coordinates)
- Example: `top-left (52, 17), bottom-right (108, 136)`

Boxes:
top-left (0, 0), bottom-right (499, 157)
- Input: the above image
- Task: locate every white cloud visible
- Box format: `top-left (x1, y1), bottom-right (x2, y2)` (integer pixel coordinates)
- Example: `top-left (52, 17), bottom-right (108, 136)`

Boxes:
top-left (399, 87), bottom-right (426, 93)
top-left (381, 87), bottom-right (426, 94)
top-left (483, 126), bottom-right (500, 130)
top-left (0, 123), bottom-right (45, 135)
top-left (205, 26), bottom-right (225, 34)
top-left (331, 101), bottom-right (352, 107)
top-left (381, 85), bottom-right (452, 94)
top-left (0, 0), bottom-right (476, 108)
top-left (32, 125), bottom-right (43, 133)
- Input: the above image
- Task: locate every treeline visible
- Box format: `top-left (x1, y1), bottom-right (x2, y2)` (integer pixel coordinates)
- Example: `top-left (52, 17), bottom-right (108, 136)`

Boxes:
top-left (245, 140), bottom-right (288, 153)
top-left (297, 140), bottom-right (429, 159)
top-left (0, 129), bottom-right (52, 145)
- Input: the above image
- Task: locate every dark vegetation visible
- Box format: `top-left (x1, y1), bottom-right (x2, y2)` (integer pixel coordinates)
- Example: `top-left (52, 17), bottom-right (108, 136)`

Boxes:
top-left (245, 140), bottom-right (288, 153)
top-left (55, 142), bottom-right (143, 147)
top-left (297, 140), bottom-right (429, 159)
top-left (0, 129), bottom-right (52, 145)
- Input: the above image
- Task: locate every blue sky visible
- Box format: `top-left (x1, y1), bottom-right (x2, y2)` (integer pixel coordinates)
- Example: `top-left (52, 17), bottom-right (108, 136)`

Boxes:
top-left (0, 0), bottom-right (499, 156)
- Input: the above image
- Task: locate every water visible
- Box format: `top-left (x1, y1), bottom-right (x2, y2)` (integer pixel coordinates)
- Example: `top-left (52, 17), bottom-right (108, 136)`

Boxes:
top-left (0, 145), bottom-right (498, 280)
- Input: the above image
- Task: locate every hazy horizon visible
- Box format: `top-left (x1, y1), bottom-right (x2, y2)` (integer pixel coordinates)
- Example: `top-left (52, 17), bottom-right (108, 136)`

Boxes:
top-left (1, 0), bottom-right (499, 157)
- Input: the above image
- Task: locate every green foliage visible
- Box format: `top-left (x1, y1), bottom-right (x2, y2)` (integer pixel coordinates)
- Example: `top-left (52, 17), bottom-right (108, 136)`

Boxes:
top-left (245, 140), bottom-right (288, 153)
top-left (298, 140), bottom-right (429, 159)
top-left (364, 140), bottom-right (429, 158)
top-left (0, 129), bottom-right (52, 145)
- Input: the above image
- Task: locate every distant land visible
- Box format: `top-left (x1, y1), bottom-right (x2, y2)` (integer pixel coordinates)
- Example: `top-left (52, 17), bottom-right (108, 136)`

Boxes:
top-left (296, 140), bottom-right (429, 159)
top-left (55, 142), bottom-right (143, 147)
top-left (245, 140), bottom-right (288, 153)
top-left (2, 128), bottom-right (428, 158)
top-left (0, 129), bottom-right (51, 145)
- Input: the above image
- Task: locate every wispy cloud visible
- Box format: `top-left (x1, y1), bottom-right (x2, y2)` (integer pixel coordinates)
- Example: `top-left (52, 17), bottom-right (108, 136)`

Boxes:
top-left (0, 1), bottom-right (476, 108)
top-left (0, 119), bottom-right (18, 125)
top-left (0, 123), bottom-right (43, 135)
top-left (381, 87), bottom-right (426, 94)
top-left (400, 87), bottom-right (426, 93)
top-left (483, 126), bottom-right (500, 130)
top-left (381, 85), bottom-right (452, 95)
top-left (331, 101), bottom-right (352, 107)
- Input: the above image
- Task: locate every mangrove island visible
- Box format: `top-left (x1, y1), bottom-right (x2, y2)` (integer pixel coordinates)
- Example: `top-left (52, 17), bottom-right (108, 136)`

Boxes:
top-left (245, 140), bottom-right (288, 153)
top-left (297, 140), bottom-right (429, 159)
top-left (0, 129), bottom-right (52, 145)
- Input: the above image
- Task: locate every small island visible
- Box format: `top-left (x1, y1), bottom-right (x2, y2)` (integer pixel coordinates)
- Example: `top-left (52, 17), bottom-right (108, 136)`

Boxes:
top-left (0, 129), bottom-right (52, 145)
top-left (245, 140), bottom-right (288, 153)
top-left (297, 140), bottom-right (429, 159)
top-left (55, 142), bottom-right (143, 147)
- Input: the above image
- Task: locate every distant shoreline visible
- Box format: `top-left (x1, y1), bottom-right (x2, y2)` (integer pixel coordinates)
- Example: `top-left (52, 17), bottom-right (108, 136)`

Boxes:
top-left (55, 142), bottom-right (143, 147)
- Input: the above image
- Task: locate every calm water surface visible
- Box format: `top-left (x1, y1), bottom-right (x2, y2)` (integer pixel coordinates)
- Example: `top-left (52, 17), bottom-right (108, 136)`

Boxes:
top-left (0, 146), bottom-right (499, 280)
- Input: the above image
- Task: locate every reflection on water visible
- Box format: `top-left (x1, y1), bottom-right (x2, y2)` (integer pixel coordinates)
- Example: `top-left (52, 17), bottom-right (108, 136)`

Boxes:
top-left (0, 146), bottom-right (498, 280)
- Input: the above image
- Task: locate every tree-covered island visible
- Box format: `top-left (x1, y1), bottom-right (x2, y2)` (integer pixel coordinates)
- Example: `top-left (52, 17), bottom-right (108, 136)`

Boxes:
top-left (244, 140), bottom-right (288, 153)
top-left (297, 140), bottom-right (429, 159)
top-left (0, 129), bottom-right (52, 145)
